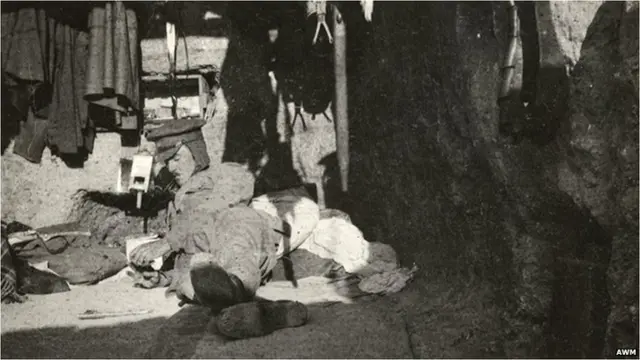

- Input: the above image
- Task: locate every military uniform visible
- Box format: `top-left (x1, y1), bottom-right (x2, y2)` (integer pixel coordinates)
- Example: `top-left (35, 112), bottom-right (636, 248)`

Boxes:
top-left (168, 204), bottom-right (283, 300)
top-left (146, 119), bottom-right (318, 309)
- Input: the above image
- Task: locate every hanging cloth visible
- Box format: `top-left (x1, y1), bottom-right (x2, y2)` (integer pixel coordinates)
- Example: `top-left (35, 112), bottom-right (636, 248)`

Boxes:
top-left (84, 1), bottom-right (140, 115)
top-left (1, 7), bottom-right (95, 162)
top-left (45, 24), bottom-right (95, 159)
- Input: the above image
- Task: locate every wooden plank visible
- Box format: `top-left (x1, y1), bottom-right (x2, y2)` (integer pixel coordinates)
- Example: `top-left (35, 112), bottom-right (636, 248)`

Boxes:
top-left (142, 74), bottom-right (205, 82)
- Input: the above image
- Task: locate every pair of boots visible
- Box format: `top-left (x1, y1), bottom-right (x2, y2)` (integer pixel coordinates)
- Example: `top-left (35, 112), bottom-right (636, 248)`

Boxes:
top-left (187, 254), bottom-right (309, 339)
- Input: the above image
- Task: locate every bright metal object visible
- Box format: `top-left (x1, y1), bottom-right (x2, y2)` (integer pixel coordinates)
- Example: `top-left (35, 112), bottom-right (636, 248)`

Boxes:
top-left (308, 1), bottom-right (333, 44)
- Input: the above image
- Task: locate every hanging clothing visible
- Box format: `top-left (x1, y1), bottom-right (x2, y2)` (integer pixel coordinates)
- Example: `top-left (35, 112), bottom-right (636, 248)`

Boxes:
top-left (1, 8), bottom-right (56, 84)
top-left (1, 7), bottom-right (94, 162)
top-left (1, 2), bottom-right (141, 164)
top-left (45, 25), bottom-right (94, 157)
top-left (84, 1), bottom-right (140, 115)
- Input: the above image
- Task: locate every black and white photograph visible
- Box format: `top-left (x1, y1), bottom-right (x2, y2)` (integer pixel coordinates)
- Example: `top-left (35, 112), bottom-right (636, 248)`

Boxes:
top-left (0, 1), bottom-right (638, 358)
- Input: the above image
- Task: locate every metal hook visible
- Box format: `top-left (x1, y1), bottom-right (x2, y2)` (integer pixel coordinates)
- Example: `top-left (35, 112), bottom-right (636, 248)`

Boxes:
top-left (311, 1), bottom-right (333, 45)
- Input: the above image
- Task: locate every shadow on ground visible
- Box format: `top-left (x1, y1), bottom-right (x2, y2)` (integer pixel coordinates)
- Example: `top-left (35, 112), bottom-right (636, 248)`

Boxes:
top-left (0, 277), bottom-right (514, 359)
top-left (1, 249), bottom-right (510, 359)
top-left (1, 317), bottom-right (168, 359)
top-left (148, 298), bottom-right (415, 359)
top-left (1, 294), bottom-right (411, 359)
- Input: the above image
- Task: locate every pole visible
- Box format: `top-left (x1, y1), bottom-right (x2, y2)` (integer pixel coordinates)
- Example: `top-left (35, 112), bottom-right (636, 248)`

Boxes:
top-left (333, 6), bottom-right (349, 193)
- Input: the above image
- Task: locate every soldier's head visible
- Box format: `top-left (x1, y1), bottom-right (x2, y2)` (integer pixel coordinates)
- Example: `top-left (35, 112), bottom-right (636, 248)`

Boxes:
top-left (146, 119), bottom-right (211, 188)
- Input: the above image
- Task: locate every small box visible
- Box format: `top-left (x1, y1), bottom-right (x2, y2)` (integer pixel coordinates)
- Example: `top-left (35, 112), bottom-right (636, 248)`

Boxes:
top-left (129, 154), bottom-right (154, 193)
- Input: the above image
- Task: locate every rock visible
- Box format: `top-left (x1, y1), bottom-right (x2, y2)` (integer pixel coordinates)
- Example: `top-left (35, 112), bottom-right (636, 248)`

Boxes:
top-left (554, 1), bottom-right (639, 355)
top-left (345, 1), bottom-right (636, 357)
top-left (535, 1), bottom-right (604, 68)
top-left (619, 2), bottom-right (639, 96)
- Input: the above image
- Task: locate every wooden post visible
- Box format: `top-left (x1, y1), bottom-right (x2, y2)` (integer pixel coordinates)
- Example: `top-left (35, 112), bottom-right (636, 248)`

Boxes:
top-left (333, 6), bottom-right (349, 192)
top-left (198, 74), bottom-right (209, 119)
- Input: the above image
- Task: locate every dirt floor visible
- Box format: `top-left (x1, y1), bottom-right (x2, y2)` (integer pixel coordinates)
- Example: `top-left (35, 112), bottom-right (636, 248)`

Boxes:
top-left (0, 251), bottom-right (368, 358)
top-left (1, 268), bottom-right (509, 359)
top-left (0, 274), bottom-right (400, 358)
top-left (1, 278), bottom-right (181, 359)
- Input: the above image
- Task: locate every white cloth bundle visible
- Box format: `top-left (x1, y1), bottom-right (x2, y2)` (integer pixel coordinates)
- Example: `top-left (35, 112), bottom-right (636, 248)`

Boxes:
top-left (301, 216), bottom-right (417, 294)
top-left (250, 188), bottom-right (320, 258)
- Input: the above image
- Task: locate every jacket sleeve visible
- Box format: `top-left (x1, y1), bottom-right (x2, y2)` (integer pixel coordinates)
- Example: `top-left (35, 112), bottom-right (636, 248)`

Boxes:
top-left (166, 209), bottom-right (215, 253)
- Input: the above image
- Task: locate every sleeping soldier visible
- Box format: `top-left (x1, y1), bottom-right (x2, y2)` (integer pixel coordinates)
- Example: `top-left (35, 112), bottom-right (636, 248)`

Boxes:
top-left (128, 119), bottom-right (315, 339)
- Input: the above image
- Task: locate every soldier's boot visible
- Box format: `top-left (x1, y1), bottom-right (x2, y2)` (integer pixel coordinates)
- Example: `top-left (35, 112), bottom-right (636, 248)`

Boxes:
top-left (189, 253), bottom-right (250, 313)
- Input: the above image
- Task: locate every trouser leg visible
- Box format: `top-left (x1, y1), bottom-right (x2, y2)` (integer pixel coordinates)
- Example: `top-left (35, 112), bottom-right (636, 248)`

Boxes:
top-left (187, 207), bottom-right (278, 311)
